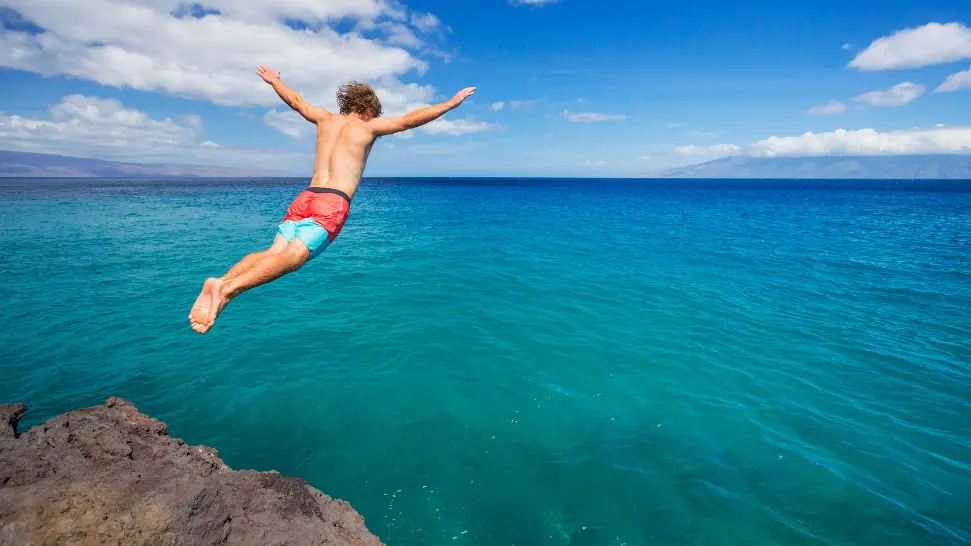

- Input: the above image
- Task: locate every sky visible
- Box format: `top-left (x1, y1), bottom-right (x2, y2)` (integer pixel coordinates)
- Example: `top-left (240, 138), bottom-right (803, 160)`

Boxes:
top-left (1, 0), bottom-right (970, 177)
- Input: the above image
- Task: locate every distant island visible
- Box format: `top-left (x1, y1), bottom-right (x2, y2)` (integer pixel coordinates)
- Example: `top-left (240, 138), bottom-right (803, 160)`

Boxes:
top-left (3, 149), bottom-right (971, 179)
top-left (0, 150), bottom-right (295, 178)
top-left (662, 155), bottom-right (971, 179)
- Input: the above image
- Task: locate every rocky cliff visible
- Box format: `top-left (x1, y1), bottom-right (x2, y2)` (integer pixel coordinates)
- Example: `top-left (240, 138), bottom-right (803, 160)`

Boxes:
top-left (0, 398), bottom-right (382, 545)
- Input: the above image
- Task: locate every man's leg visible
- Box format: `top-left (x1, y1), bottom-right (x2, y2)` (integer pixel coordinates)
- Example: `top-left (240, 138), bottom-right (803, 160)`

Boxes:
top-left (222, 234), bottom-right (289, 280)
top-left (188, 235), bottom-right (289, 334)
top-left (195, 239), bottom-right (311, 334)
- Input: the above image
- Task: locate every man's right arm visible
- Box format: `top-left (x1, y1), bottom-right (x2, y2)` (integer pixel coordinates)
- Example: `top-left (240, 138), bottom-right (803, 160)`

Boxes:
top-left (368, 87), bottom-right (476, 137)
top-left (257, 65), bottom-right (329, 124)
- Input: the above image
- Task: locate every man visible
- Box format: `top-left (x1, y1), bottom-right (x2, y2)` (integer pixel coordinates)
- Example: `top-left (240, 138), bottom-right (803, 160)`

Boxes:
top-left (188, 65), bottom-right (476, 334)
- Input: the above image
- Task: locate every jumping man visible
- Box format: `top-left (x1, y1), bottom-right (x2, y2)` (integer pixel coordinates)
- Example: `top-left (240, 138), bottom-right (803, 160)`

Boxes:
top-left (188, 66), bottom-right (476, 333)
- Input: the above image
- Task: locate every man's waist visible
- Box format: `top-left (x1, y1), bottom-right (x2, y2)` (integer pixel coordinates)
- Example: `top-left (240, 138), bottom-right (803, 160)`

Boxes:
top-left (304, 186), bottom-right (352, 203)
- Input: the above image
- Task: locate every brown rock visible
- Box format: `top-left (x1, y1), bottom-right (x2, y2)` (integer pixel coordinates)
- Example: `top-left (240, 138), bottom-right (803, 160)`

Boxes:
top-left (0, 398), bottom-right (383, 546)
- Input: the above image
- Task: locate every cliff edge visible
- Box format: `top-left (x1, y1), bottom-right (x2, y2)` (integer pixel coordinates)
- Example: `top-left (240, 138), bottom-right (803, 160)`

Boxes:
top-left (0, 398), bottom-right (382, 545)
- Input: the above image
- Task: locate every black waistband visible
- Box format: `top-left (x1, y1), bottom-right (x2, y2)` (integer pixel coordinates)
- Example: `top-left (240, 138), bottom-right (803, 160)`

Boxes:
top-left (306, 187), bottom-right (352, 202)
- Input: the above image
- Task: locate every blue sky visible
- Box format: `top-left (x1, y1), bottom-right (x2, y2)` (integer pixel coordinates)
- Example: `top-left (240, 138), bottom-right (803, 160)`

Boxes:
top-left (1, 0), bottom-right (970, 176)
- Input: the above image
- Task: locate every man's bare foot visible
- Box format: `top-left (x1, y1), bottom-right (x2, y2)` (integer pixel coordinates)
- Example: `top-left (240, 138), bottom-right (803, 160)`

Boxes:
top-left (188, 278), bottom-right (217, 334)
top-left (203, 278), bottom-right (232, 332)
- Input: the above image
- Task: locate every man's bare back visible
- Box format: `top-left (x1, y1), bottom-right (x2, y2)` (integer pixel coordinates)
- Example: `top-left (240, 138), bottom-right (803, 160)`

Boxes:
top-left (187, 66), bottom-right (475, 334)
top-left (258, 65), bottom-right (475, 200)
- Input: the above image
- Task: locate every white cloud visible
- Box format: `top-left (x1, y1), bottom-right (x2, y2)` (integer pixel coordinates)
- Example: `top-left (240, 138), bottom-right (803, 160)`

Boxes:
top-left (808, 100), bottom-right (848, 116)
top-left (852, 82), bottom-right (925, 107)
top-left (511, 0), bottom-right (558, 5)
top-left (0, 95), bottom-right (198, 153)
top-left (561, 110), bottom-right (626, 123)
top-left (675, 125), bottom-right (971, 158)
top-left (0, 0), bottom-right (439, 108)
top-left (936, 66), bottom-right (971, 93)
top-left (373, 82), bottom-right (437, 117)
top-left (808, 83), bottom-right (925, 116)
top-left (848, 22), bottom-right (971, 70)
top-left (637, 156), bottom-right (652, 160)
top-left (410, 12), bottom-right (449, 34)
top-left (383, 94), bottom-right (500, 136)
top-left (380, 22), bottom-right (423, 48)
top-left (748, 126), bottom-right (971, 157)
top-left (584, 160), bottom-right (607, 166)
top-left (0, 94), bottom-right (303, 167)
top-left (263, 109), bottom-right (309, 139)
top-left (674, 144), bottom-right (742, 157)
top-left (842, 43), bottom-right (852, 50)
top-left (491, 102), bottom-right (505, 111)
top-left (423, 117), bottom-right (500, 136)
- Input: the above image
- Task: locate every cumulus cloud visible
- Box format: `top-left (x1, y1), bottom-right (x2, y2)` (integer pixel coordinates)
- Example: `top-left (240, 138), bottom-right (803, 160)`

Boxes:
top-left (0, 94), bottom-right (302, 166)
top-left (372, 82), bottom-right (438, 116)
top-left (561, 110), bottom-right (626, 122)
top-left (676, 125), bottom-right (971, 158)
top-left (384, 97), bottom-right (500, 136)
top-left (423, 117), bottom-right (499, 136)
top-left (491, 102), bottom-right (505, 111)
top-left (410, 13), bottom-right (447, 33)
top-left (936, 66), bottom-right (971, 93)
top-left (0, 0), bottom-right (442, 108)
top-left (379, 22), bottom-right (423, 48)
top-left (748, 126), bottom-right (971, 157)
top-left (808, 100), bottom-right (848, 116)
top-left (808, 83), bottom-right (924, 116)
top-left (263, 109), bottom-right (309, 139)
top-left (848, 22), bottom-right (971, 70)
top-left (674, 144), bottom-right (742, 157)
top-left (852, 82), bottom-right (925, 107)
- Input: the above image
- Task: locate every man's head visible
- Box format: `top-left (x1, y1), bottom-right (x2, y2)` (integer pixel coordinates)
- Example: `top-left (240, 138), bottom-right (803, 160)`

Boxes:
top-left (337, 81), bottom-right (383, 119)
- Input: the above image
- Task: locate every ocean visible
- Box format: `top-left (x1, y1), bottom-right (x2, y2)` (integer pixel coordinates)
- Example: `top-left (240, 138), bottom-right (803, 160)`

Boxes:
top-left (1, 177), bottom-right (969, 545)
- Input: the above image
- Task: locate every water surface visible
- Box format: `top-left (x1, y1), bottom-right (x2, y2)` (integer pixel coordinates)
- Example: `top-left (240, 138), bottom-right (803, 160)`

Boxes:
top-left (1, 178), bottom-right (969, 545)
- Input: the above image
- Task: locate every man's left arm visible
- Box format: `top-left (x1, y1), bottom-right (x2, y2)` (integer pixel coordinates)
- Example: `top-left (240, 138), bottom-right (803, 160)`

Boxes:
top-left (256, 65), bottom-right (329, 124)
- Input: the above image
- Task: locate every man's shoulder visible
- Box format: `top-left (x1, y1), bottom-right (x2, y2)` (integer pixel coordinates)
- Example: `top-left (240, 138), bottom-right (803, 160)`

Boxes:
top-left (321, 114), bottom-right (369, 128)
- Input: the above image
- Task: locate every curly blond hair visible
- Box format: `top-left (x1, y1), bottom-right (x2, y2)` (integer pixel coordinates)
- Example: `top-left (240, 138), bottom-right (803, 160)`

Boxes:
top-left (337, 82), bottom-right (383, 117)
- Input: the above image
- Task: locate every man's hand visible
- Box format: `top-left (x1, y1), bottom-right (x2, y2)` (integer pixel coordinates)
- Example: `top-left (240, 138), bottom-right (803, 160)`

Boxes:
top-left (450, 87), bottom-right (476, 108)
top-left (256, 65), bottom-right (281, 84)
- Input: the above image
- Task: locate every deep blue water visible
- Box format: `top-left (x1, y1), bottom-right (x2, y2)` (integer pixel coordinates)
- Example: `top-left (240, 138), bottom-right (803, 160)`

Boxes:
top-left (1, 177), bottom-right (970, 545)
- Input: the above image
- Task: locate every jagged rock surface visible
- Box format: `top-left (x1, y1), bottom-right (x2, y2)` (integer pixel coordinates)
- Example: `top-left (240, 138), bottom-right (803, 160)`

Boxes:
top-left (0, 398), bottom-right (382, 546)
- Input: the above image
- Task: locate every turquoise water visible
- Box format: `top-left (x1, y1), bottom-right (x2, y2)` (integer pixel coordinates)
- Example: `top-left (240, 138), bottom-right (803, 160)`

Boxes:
top-left (2, 178), bottom-right (970, 545)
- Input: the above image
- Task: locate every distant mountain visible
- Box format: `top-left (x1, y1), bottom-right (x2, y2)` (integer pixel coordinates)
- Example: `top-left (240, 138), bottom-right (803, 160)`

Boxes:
top-left (0, 150), bottom-right (292, 178)
top-left (661, 155), bottom-right (971, 179)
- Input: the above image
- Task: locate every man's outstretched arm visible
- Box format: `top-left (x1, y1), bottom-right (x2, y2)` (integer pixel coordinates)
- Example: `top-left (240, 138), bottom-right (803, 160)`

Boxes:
top-left (256, 65), bottom-right (329, 124)
top-left (368, 87), bottom-right (476, 136)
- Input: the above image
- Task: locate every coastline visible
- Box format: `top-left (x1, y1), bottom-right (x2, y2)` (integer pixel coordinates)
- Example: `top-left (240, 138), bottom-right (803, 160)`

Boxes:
top-left (0, 398), bottom-right (382, 545)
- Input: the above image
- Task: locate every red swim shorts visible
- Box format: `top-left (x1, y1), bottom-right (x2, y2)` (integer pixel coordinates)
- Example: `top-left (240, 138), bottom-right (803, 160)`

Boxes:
top-left (278, 187), bottom-right (351, 259)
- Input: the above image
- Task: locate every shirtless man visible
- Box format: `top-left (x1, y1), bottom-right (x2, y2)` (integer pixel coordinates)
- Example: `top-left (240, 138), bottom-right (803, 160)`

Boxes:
top-left (188, 65), bottom-right (476, 334)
